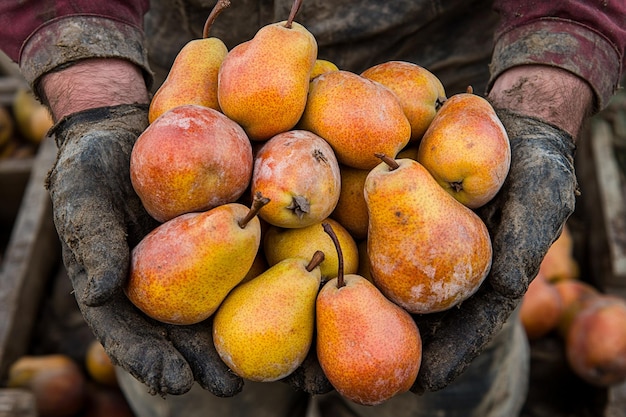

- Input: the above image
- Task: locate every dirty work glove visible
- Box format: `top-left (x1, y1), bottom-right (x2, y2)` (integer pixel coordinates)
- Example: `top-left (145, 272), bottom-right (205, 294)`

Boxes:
top-left (46, 104), bottom-right (243, 397)
top-left (281, 339), bottom-right (333, 395)
top-left (411, 108), bottom-right (578, 393)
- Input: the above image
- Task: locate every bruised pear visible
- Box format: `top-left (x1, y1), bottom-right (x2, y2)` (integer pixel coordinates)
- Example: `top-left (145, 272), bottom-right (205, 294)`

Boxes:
top-left (365, 155), bottom-right (492, 314)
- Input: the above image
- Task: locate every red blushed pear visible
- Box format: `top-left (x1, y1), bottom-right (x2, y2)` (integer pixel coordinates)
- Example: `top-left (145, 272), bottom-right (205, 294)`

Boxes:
top-left (217, 0), bottom-right (317, 141)
top-left (364, 154), bottom-right (492, 314)
top-left (519, 271), bottom-right (564, 340)
top-left (361, 61), bottom-right (447, 142)
top-left (130, 105), bottom-right (253, 223)
top-left (417, 86), bottom-right (511, 209)
top-left (148, 0), bottom-right (230, 122)
top-left (125, 194), bottom-right (269, 325)
top-left (316, 222), bottom-right (421, 406)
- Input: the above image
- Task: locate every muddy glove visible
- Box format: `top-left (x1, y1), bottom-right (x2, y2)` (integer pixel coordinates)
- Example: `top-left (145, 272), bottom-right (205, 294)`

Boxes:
top-left (281, 340), bottom-right (333, 395)
top-left (411, 108), bottom-right (578, 393)
top-left (46, 104), bottom-right (243, 397)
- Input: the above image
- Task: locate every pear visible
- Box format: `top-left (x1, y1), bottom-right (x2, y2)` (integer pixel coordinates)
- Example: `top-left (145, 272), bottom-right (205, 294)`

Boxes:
top-left (148, 0), bottom-right (230, 123)
top-left (213, 251), bottom-right (324, 382)
top-left (330, 164), bottom-right (370, 241)
top-left (251, 129), bottom-right (341, 228)
top-left (416, 86), bottom-right (511, 209)
top-left (298, 70), bottom-right (411, 170)
top-left (310, 59), bottom-right (339, 79)
top-left (316, 222), bottom-right (422, 406)
top-left (131, 104), bottom-right (253, 223)
top-left (264, 218), bottom-right (359, 282)
top-left (361, 61), bottom-right (446, 142)
top-left (12, 88), bottom-right (53, 143)
top-left (365, 155), bottom-right (492, 314)
top-left (217, 0), bottom-right (317, 141)
top-left (125, 194), bottom-right (269, 325)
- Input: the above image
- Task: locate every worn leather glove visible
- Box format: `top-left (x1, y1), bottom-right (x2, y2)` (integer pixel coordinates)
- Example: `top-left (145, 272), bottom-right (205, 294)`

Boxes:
top-left (46, 104), bottom-right (243, 397)
top-left (411, 108), bottom-right (578, 393)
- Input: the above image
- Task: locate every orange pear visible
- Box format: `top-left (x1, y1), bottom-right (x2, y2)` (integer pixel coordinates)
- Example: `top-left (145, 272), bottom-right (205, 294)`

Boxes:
top-left (298, 70), bottom-right (411, 170)
top-left (213, 251), bottom-right (324, 382)
top-left (148, 0), bottom-right (230, 122)
top-left (330, 164), bottom-right (370, 241)
top-left (316, 222), bottom-right (421, 406)
top-left (361, 61), bottom-right (446, 142)
top-left (251, 129), bottom-right (341, 228)
top-left (217, 0), bottom-right (317, 141)
top-left (125, 196), bottom-right (268, 325)
top-left (416, 87), bottom-right (511, 209)
top-left (310, 59), bottom-right (339, 79)
top-left (131, 105), bottom-right (253, 223)
top-left (364, 155), bottom-right (492, 314)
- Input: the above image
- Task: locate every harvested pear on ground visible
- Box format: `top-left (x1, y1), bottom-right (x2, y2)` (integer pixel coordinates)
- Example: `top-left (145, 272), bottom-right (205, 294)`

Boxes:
top-left (131, 105), bottom-right (253, 223)
top-left (417, 86), bottom-right (511, 209)
top-left (316, 222), bottom-right (421, 406)
top-left (330, 164), bottom-right (370, 241)
top-left (148, 0), bottom-right (230, 122)
top-left (251, 129), bottom-right (341, 228)
top-left (264, 218), bottom-right (359, 281)
top-left (365, 155), bottom-right (492, 314)
top-left (125, 195), bottom-right (268, 325)
top-left (213, 251), bottom-right (324, 382)
top-left (298, 70), bottom-right (411, 170)
top-left (217, 0), bottom-right (317, 140)
top-left (361, 61), bottom-right (446, 142)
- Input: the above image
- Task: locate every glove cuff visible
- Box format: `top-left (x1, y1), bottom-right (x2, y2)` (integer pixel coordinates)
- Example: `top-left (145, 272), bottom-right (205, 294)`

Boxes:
top-left (51, 103), bottom-right (149, 148)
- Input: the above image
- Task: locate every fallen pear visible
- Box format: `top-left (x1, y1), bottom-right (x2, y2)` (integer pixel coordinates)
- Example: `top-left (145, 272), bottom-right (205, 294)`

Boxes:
top-left (148, 0), bottom-right (230, 122)
top-left (217, 0), bottom-right (317, 140)
top-left (125, 194), bottom-right (269, 325)
top-left (213, 251), bottom-right (324, 382)
top-left (417, 86), bottom-right (511, 209)
top-left (365, 154), bottom-right (492, 314)
top-left (316, 222), bottom-right (421, 406)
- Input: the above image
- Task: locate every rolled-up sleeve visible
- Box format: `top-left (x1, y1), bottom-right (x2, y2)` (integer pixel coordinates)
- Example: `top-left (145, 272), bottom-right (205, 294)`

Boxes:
top-left (489, 1), bottom-right (626, 111)
top-left (0, 1), bottom-right (152, 89)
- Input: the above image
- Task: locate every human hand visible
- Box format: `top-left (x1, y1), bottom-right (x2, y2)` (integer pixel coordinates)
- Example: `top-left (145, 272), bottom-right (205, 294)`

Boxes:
top-left (46, 104), bottom-right (243, 397)
top-left (411, 108), bottom-right (578, 393)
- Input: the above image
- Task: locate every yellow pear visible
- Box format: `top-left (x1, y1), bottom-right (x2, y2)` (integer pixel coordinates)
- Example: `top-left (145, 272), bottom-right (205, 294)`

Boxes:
top-left (0, 106), bottom-right (14, 149)
top-left (12, 89), bottom-right (53, 143)
top-left (298, 70), bottom-right (411, 170)
top-left (316, 222), bottom-right (421, 406)
top-left (251, 129), bottom-right (341, 228)
top-left (213, 251), bottom-right (324, 382)
top-left (330, 164), bottom-right (370, 241)
top-left (310, 59), bottom-right (339, 79)
top-left (148, 0), bottom-right (230, 123)
top-left (217, 0), bottom-right (317, 141)
top-left (365, 155), bottom-right (492, 314)
top-left (125, 195), bottom-right (268, 325)
top-left (361, 61), bottom-right (446, 142)
top-left (264, 218), bottom-right (359, 281)
top-left (417, 87), bottom-right (511, 209)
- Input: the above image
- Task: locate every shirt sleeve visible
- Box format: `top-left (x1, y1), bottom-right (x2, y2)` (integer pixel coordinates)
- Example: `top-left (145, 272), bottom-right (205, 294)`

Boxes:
top-left (489, 1), bottom-right (626, 111)
top-left (0, 1), bottom-right (152, 90)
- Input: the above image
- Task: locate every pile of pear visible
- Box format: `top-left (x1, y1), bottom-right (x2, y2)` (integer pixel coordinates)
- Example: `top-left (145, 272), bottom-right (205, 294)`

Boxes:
top-left (124, 0), bottom-right (511, 406)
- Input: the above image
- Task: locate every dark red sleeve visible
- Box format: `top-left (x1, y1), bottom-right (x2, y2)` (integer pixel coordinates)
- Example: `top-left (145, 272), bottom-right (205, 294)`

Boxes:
top-left (490, 0), bottom-right (626, 110)
top-left (0, 0), bottom-right (151, 89)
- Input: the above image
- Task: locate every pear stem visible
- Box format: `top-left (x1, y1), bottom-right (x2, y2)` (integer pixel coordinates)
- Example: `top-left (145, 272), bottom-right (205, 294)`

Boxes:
top-left (284, 0), bottom-right (303, 29)
top-left (202, 0), bottom-right (231, 39)
top-left (238, 191), bottom-right (270, 229)
top-left (466, 85), bottom-right (474, 94)
top-left (306, 250), bottom-right (325, 272)
top-left (322, 222), bottom-right (345, 289)
top-left (374, 153), bottom-right (400, 171)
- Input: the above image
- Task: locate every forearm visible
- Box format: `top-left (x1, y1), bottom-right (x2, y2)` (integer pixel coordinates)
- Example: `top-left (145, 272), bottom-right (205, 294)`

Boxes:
top-left (488, 65), bottom-right (593, 139)
top-left (40, 59), bottom-right (150, 121)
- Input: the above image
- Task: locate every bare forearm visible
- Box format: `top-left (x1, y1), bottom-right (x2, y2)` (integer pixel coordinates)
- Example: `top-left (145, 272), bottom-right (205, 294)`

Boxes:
top-left (488, 65), bottom-right (594, 139)
top-left (40, 58), bottom-right (150, 121)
